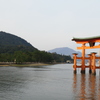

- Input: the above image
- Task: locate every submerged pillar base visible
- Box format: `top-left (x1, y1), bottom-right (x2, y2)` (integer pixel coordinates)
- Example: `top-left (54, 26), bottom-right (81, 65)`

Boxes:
top-left (73, 70), bottom-right (77, 74)
top-left (92, 70), bottom-right (96, 75)
top-left (81, 70), bottom-right (85, 74)
top-left (89, 69), bottom-right (92, 74)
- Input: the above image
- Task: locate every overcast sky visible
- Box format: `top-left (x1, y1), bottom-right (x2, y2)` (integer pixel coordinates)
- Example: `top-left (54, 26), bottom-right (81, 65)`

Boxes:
top-left (0, 0), bottom-right (100, 53)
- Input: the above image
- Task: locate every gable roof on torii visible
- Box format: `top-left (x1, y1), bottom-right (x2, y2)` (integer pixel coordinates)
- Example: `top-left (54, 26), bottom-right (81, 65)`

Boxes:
top-left (72, 36), bottom-right (100, 44)
top-left (72, 36), bottom-right (100, 49)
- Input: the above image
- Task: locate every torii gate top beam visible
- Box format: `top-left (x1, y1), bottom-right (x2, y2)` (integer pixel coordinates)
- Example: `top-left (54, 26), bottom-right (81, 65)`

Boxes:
top-left (72, 36), bottom-right (100, 44)
top-left (72, 36), bottom-right (100, 49)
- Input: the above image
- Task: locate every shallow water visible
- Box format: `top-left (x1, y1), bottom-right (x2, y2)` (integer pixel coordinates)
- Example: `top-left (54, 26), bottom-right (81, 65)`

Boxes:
top-left (0, 64), bottom-right (100, 100)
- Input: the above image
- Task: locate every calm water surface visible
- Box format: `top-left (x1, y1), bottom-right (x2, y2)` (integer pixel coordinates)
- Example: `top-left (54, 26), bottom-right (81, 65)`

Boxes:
top-left (0, 64), bottom-right (100, 100)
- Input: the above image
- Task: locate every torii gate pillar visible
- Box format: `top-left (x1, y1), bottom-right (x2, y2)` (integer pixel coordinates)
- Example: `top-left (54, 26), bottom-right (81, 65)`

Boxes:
top-left (88, 54), bottom-right (92, 74)
top-left (81, 43), bottom-right (85, 74)
top-left (73, 53), bottom-right (78, 74)
top-left (91, 52), bottom-right (96, 75)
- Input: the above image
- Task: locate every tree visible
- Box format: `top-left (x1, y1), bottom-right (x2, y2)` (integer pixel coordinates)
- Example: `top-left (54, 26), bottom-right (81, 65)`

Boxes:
top-left (14, 51), bottom-right (26, 64)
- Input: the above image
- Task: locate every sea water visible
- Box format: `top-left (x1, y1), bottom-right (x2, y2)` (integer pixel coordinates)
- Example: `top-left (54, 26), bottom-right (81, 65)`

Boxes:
top-left (0, 64), bottom-right (100, 100)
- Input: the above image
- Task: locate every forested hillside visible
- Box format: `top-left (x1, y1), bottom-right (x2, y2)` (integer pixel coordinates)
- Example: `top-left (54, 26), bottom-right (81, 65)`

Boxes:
top-left (0, 51), bottom-right (73, 63)
top-left (0, 31), bottom-right (32, 46)
top-left (0, 31), bottom-right (73, 63)
top-left (0, 31), bottom-right (37, 53)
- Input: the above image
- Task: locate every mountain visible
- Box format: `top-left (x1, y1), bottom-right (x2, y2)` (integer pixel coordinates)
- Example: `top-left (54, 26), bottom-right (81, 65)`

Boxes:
top-left (0, 31), bottom-right (38, 53)
top-left (48, 47), bottom-right (82, 57)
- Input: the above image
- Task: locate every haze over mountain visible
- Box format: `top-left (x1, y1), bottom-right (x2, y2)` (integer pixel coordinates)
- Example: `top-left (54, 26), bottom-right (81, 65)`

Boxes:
top-left (0, 31), bottom-right (38, 53)
top-left (48, 47), bottom-right (82, 57)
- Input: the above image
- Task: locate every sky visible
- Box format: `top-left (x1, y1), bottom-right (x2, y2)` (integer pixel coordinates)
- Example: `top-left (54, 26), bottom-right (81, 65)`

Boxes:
top-left (0, 0), bottom-right (100, 54)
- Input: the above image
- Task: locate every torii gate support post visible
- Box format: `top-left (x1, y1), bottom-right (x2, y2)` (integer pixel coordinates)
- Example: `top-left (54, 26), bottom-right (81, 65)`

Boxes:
top-left (81, 43), bottom-right (85, 74)
top-left (88, 54), bottom-right (92, 74)
top-left (91, 52), bottom-right (96, 75)
top-left (73, 53), bottom-right (78, 74)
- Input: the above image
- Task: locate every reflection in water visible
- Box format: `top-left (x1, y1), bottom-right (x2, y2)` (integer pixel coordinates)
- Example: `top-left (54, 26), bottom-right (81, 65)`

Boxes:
top-left (73, 74), bottom-right (100, 100)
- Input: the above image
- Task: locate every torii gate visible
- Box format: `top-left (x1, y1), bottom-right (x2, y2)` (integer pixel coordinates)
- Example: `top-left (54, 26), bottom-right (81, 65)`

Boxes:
top-left (72, 36), bottom-right (100, 75)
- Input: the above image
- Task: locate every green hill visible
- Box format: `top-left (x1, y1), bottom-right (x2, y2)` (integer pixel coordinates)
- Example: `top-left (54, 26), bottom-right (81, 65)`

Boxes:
top-left (0, 31), bottom-right (73, 63)
top-left (0, 31), bottom-right (38, 53)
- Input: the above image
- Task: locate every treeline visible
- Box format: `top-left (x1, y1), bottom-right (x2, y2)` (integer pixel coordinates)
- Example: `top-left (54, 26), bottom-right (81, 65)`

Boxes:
top-left (0, 50), bottom-right (73, 64)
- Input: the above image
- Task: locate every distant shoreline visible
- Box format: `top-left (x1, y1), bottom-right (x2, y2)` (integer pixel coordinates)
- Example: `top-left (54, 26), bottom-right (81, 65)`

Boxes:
top-left (0, 62), bottom-right (68, 67)
top-left (10, 63), bottom-right (51, 67)
top-left (0, 63), bottom-right (51, 67)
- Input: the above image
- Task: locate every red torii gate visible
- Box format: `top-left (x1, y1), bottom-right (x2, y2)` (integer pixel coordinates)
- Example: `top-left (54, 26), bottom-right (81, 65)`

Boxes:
top-left (72, 36), bottom-right (100, 75)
